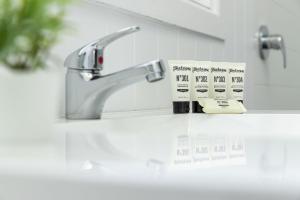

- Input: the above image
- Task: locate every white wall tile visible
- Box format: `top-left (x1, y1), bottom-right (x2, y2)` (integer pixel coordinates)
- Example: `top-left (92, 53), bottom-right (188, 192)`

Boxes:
top-left (99, 7), bottom-right (138, 112)
top-left (233, 0), bottom-right (247, 62)
top-left (250, 85), bottom-right (300, 110)
top-left (134, 20), bottom-right (163, 110)
top-left (209, 40), bottom-right (225, 61)
top-left (196, 36), bottom-right (211, 61)
top-left (244, 0), bottom-right (300, 109)
top-left (177, 30), bottom-right (198, 60)
top-left (55, 0), bottom-right (300, 115)
top-left (156, 24), bottom-right (179, 109)
top-left (55, 1), bottom-right (232, 115)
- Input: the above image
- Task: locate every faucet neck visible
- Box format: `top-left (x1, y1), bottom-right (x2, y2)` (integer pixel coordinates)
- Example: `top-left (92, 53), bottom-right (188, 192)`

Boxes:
top-left (65, 60), bottom-right (165, 120)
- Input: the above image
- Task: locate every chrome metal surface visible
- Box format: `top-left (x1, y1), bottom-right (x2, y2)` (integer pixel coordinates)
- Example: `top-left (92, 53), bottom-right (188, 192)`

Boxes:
top-left (64, 26), bottom-right (140, 70)
top-left (65, 26), bottom-right (165, 119)
top-left (65, 59), bottom-right (165, 120)
top-left (258, 25), bottom-right (287, 69)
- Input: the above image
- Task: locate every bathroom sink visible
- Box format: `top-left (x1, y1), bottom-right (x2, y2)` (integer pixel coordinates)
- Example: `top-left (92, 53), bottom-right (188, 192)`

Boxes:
top-left (1, 112), bottom-right (300, 200)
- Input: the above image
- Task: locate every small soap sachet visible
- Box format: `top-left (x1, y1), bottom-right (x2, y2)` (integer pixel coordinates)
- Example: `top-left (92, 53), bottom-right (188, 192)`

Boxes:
top-left (198, 98), bottom-right (247, 114)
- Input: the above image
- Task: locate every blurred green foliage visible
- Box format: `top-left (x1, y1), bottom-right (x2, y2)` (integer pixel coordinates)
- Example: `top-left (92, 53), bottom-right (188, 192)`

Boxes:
top-left (0, 0), bottom-right (70, 71)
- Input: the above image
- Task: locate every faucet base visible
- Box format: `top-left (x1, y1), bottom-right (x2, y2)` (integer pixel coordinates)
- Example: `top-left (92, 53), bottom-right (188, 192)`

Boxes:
top-left (66, 114), bottom-right (102, 120)
top-left (65, 60), bottom-right (165, 120)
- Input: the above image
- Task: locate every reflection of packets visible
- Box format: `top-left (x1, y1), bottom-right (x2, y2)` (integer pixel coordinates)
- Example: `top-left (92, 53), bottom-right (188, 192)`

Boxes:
top-left (172, 135), bottom-right (192, 168)
top-left (170, 133), bottom-right (247, 170)
top-left (191, 135), bottom-right (210, 161)
top-left (228, 135), bottom-right (247, 165)
top-left (210, 137), bottom-right (227, 163)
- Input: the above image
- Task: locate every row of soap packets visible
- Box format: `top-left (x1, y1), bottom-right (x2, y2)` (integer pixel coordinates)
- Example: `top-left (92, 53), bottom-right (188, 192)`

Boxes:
top-left (168, 60), bottom-right (247, 114)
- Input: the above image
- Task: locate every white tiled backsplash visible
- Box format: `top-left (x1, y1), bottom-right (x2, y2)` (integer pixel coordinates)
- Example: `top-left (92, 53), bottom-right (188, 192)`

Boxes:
top-left (52, 0), bottom-right (300, 117)
top-left (53, 1), bottom-right (234, 116)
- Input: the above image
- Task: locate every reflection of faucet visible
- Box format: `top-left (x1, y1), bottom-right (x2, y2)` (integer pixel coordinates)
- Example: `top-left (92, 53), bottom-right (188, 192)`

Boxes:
top-left (64, 26), bottom-right (165, 119)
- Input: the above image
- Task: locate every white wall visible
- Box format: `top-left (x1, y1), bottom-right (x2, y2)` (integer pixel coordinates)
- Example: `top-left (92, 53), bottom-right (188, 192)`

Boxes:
top-left (245, 0), bottom-right (300, 110)
top-left (54, 0), bottom-right (246, 116)
top-left (54, 0), bottom-right (300, 115)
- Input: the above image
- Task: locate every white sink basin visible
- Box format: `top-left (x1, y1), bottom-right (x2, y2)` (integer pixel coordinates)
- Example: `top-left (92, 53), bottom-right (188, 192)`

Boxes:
top-left (1, 112), bottom-right (300, 200)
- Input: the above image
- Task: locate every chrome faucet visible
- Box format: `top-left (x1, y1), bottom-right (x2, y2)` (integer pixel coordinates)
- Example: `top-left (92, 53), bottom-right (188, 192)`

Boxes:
top-left (64, 26), bottom-right (165, 120)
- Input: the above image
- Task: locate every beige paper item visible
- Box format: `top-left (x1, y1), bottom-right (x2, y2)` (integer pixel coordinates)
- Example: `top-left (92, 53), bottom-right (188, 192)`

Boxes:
top-left (199, 99), bottom-right (247, 114)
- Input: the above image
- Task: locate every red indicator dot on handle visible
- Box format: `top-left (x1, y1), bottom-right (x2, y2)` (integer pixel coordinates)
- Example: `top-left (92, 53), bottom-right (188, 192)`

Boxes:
top-left (98, 56), bottom-right (104, 65)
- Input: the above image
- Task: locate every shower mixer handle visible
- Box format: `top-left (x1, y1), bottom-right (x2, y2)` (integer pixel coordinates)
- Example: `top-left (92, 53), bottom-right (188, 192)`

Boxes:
top-left (258, 25), bottom-right (287, 69)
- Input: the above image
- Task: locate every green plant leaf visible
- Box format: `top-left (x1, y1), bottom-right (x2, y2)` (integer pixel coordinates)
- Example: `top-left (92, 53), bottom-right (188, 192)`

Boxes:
top-left (0, 0), bottom-right (72, 71)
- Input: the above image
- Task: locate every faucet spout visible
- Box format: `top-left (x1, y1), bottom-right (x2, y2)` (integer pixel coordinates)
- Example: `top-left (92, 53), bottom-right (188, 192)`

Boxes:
top-left (104, 59), bottom-right (165, 84)
top-left (65, 60), bottom-right (165, 120)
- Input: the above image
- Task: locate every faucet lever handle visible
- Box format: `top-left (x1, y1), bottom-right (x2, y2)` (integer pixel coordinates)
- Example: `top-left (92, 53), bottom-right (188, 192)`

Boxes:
top-left (258, 25), bottom-right (287, 69)
top-left (64, 26), bottom-right (140, 70)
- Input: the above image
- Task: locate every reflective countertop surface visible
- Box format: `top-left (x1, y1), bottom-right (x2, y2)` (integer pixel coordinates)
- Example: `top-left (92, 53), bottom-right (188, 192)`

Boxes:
top-left (1, 112), bottom-right (300, 200)
top-left (61, 113), bottom-right (300, 179)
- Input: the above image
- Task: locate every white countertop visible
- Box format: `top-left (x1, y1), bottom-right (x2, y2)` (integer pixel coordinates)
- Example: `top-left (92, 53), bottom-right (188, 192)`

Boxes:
top-left (1, 111), bottom-right (300, 200)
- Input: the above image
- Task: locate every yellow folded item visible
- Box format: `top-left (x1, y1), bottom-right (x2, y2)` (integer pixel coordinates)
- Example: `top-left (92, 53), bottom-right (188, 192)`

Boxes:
top-left (198, 99), bottom-right (247, 114)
